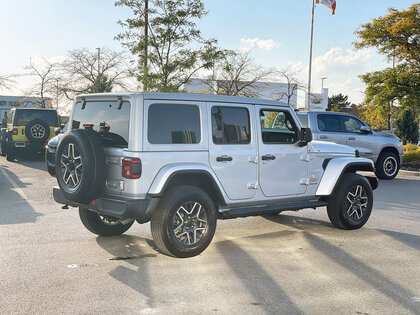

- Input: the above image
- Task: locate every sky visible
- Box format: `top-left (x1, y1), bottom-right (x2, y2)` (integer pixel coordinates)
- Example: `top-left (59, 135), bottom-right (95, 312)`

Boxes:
top-left (0, 0), bottom-right (417, 109)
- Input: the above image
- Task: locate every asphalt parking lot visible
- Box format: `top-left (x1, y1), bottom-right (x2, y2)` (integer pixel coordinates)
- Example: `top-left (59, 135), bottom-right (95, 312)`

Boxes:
top-left (0, 155), bottom-right (419, 314)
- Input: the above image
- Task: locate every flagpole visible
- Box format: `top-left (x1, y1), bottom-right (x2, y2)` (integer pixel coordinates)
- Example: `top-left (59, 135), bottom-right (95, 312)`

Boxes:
top-left (307, 0), bottom-right (315, 111)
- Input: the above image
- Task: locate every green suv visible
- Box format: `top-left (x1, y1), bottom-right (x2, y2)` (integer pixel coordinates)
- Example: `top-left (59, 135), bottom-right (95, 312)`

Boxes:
top-left (3, 108), bottom-right (59, 161)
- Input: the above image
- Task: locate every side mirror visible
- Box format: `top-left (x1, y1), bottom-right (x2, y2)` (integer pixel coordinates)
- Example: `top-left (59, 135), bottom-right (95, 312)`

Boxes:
top-left (299, 128), bottom-right (313, 147)
top-left (360, 126), bottom-right (372, 134)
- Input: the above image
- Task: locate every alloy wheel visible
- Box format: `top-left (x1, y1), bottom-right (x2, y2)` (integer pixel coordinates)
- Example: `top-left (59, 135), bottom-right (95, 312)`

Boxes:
top-left (383, 156), bottom-right (398, 177)
top-left (60, 143), bottom-right (83, 188)
top-left (345, 185), bottom-right (368, 221)
top-left (172, 201), bottom-right (208, 246)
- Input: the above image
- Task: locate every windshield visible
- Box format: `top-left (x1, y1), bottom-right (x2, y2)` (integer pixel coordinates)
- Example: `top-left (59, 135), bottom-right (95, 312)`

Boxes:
top-left (296, 113), bottom-right (308, 128)
top-left (15, 110), bottom-right (59, 127)
top-left (71, 100), bottom-right (130, 148)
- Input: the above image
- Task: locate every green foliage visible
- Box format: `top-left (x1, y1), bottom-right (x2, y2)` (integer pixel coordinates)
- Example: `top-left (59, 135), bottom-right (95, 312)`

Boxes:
top-left (403, 144), bottom-right (420, 163)
top-left (115, 0), bottom-right (224, 92)
top-left (354, 3), bottom-right (420, 116)
top-left (327, 93), bottom-right (351, 112)
top-left (87, 74), bottom-right (113, 93)
top-left (358, 103), bottom-right (388, 130)
top-left (395, 110), bottom-right (419, 144)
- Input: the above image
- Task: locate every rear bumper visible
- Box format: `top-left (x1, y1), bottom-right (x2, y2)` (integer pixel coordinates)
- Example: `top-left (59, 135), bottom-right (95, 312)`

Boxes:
top-left (9, 141), bottom-right (45, 151)
top-left (53, 187), bottom-right (159, 223)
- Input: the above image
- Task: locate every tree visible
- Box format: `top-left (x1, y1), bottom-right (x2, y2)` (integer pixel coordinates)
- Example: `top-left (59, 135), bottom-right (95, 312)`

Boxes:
top-left (0, 74), bottom-right (16, 90)
top-left (25, 57), bottom-right (58, 108)
top-left (358, 103), bottom-right (388, 130)
top-left (115, 0), bottom-right (222, 92)
top-left (354, 3), bottom-right (420, 118)
top-left (273, 66), bottom-right (304, 107)
top-left (327, 93), bottom-right (351, 112)
top-left (395, 110), bottom-right (419, 144)
top-left (60, 47), bottom-right (131, 99)
top-left (202, 50), bottom-right (273, 97)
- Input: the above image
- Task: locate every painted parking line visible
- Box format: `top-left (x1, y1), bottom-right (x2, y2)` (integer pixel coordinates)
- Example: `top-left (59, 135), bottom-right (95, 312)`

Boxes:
top-left (0, 165), bottom-right (30, 201)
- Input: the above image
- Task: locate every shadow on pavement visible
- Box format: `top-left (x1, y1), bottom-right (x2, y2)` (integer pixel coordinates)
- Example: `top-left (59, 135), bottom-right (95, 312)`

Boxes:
top-left (264, 214), bottom-right (419, 313)
top-left (0, 165), bottom-right (42, 225)
top-left (96, 235), bottom-right (156, 307)
top-left (215, 234), bottom-right (301, 314)
top-left (11, 153), bottom-right (47, 172)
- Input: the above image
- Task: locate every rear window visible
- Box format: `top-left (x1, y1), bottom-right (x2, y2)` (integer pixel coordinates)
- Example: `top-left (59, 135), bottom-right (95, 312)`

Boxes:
top-left (15, 110), bottom-right (58, 127)
top-left (211, 106), bottom-right (250, 144)
top-left (148, 104), bottom-right (201, 144)
top-left (317, 114), bottom-right (343, 132)
top-left (72, 100), bottom-right (130, 148)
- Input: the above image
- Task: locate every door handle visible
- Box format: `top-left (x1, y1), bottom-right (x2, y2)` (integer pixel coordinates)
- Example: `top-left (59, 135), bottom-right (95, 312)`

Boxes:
top-left (348, 137), bottom-right (356, 140)
top-left (320, 135), bottom-right (328, 139)
top-left (216, 155), bottom-right (233, 162)
top-left (262, 154), bottom-right (276, 161)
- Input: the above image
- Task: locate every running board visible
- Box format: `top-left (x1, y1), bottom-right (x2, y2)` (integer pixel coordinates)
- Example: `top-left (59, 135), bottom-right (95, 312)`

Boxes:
top-left (220, 200), bottom-right (328, 219)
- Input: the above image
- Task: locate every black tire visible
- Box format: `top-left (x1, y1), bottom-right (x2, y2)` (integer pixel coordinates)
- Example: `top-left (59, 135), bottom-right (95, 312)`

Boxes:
top-left (151, 186), bottom-right (217, 258)
top-left (55, 129), bottom-right (106, 204)
top-left (47, 165), bottom-right (55, 176)
top-left (6, 143), bottom-right (15, 162)
top-left (375, 151), bottom-right (399, 180)
top-left (25, 119), bottom-right (50, 144)
top-left (1, 142), bottom-right (6, 157)
top-left (327, 173), bottom-right (373, 230)
top-left (79, 208), bottom-right (134, 236)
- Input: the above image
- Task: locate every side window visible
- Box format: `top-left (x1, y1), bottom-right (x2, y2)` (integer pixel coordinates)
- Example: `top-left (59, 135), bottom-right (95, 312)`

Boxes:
top-left (211, 106), bottom-right (250, 144)
top-left (342, 116), bottom-right (364, 133)
top-left (317, 114), bottom-right (342, 132)
top-left (148, 104), bottom-right (201, 144)
top-left (260, 110), bottom-right (299, 144)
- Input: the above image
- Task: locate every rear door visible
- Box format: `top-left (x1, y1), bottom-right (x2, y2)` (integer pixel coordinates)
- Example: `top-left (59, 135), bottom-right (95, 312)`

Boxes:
top-left (208, 103), bottom-right (257, 200)
top-left (315, 113), bottom-right (347, 145)
top-left (71, 99), bottom-right (131, 195)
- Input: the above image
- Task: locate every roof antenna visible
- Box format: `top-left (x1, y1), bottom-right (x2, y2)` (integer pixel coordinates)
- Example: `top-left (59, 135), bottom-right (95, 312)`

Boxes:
top-left (81, 97), bottom-right (86, 110)
top-left (117, 96), bottom-right (123, 110)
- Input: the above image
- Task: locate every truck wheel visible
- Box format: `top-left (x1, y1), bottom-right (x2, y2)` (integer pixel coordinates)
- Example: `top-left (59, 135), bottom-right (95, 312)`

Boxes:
top-left (151, 186), bottom-right (217, 258)
top-left (375, 152), bottom-right (399, 180)
top-left (79, 208), bottom-right (134, 236)
top-left (327, 173), bottom-right (373, 230)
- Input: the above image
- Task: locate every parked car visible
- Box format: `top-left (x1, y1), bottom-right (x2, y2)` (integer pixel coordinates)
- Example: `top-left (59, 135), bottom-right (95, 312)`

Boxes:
top-left (296, 111), bottom-right (403, 180)
top-left (53, 93), bottom-right (378, 258)
top-left (45, 124), bottom-right (68, 176)
top-left (3, 108), bottom-right (60, 161)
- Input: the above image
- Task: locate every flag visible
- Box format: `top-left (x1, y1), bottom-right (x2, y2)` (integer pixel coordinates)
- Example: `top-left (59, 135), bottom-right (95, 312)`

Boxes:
top-left (316, 0), bottom-right (336, 15)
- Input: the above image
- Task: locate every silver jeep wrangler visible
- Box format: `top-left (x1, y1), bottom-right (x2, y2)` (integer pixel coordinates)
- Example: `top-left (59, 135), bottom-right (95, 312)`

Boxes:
top-left (53, 93), bottom-right (378, 258)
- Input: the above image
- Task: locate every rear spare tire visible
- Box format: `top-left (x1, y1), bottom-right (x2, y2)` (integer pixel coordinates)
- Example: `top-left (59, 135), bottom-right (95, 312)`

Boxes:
top-left (25, 119), bottom-right (50, 144)
top-left (55, 129), bottom-right (106, 203)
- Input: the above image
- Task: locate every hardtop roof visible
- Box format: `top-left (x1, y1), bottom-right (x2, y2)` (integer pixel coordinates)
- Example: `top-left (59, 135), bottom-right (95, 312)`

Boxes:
top-left (76, 92), bottom-right (289, 107)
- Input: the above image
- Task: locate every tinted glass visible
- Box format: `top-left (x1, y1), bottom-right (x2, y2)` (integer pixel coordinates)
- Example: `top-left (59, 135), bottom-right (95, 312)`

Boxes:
top-left (297, 113), bottom-right (308, 127)
top-left (260, 110), bottom-right (299, 144)
top-left (212, 106), bottom-right (250, 144)
top-left (15, 110), bottom-right (58, 126)
top-left (317, 114), bottom-right (342, 132)
top-left (148, 104), bottom-right (200, 144)
top-left (342, 116), bottom-right (364, 133)
top-left (72, 101), bottom-right (130, 148)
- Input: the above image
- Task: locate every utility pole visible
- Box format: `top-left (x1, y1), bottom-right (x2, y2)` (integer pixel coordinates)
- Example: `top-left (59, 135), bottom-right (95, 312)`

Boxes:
top-left (143, 0), bottom-right (149, 92)
top-left (307, 0), bottom-right (315, 111)
top-left (96, 47), bottom-right (101, 76)
top-left (56, 79), bottom-right (59, 110)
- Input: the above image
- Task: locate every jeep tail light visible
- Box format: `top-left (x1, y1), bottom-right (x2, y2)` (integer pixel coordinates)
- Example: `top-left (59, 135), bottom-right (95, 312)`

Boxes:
top-left (12, 128), bottom-right (18, 135)
top-left (122, 158), bottom-right (141, 179)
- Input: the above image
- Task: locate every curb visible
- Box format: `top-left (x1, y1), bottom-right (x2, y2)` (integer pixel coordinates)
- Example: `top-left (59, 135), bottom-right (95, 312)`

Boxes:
top-left (399, 169), bottom-right (420, 177)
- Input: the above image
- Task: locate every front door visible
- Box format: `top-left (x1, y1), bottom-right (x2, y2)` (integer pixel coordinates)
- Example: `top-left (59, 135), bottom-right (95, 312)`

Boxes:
top-left (208, 103), bottom-right (257, 200)
top-left (257, 107), bottom-right (308, 197)
top-left (341, 115), bottom-right (375, 157)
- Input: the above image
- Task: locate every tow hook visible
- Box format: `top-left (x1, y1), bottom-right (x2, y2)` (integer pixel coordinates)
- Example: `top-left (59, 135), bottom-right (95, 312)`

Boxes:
top-left (62, 204), bottom-right (69, 209)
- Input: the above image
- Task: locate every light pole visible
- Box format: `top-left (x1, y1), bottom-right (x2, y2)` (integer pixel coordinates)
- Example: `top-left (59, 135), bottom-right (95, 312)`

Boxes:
top-left (307, 0), bottom-right (315, 110)
top-left (143, 0), bottom-right (149, 92)
top-left (96, 47), bottom-right (101, 76)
